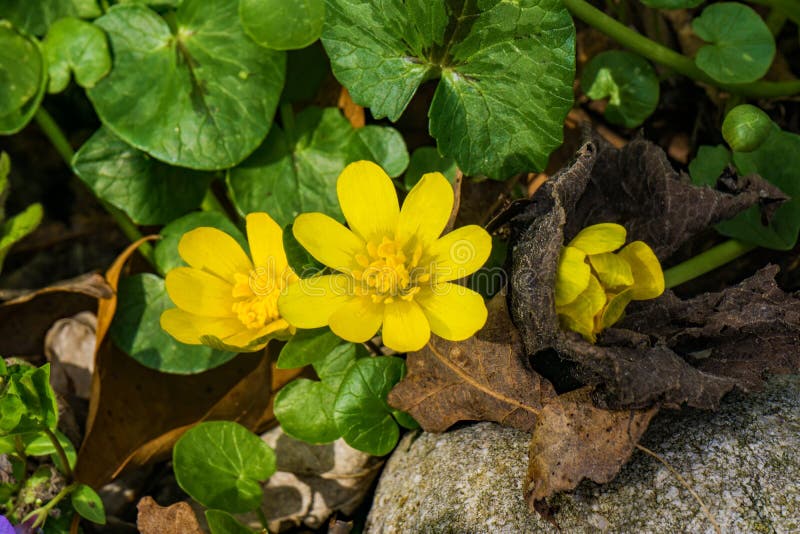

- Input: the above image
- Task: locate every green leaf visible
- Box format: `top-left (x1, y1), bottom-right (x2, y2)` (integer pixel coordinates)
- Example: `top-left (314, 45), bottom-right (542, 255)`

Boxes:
top-left (719, 125), bottom-right (800, 250)
top-left (110, 274), bottom-right (236, 374)
top-left (352, 126), bottom-right (409, 178)
top-left (638, 0), bottom-right (704, 9)
top-left (73, 127), bottom-right (214, 225)
top-left (404, 146), bottom-right (457, 190)
top-left (154, 211), bottom-right (246, 276)
top-left (43, 17), bottom-right (111, 93)
top-left (4, 364), bottom-right (58, 433)
top-left (322, 0), bottom-right (576, 178)
top-left (205, 509), bottom-right (255, 534)
top-left (0, 394), bottom-right (25, 434)
top-left (282, 223), bottom-right (326, 277)
top-left (71, 484), bottom-right (106, 525)
top-left (580, 51), bottom-right (659, 128)
top-left (313, 342), bottom-right (368, 384)
top-left (333, 356), bottom-right (406, 455)
top-left (173, 421), bottom-right (276, 514)
top-left (0, 0), bottom-right (86, 36)
top-left (240, 0), bottom-right (325, 51)
top-left (688, 145), bottom-right (731, 187)
top-left (0, 202), bottom-right (43, 273)
top-left (226, 106), bottom-right (408, 226)
top-left (277, 327), bottom-right (342, 369)
top-left (0, 21), bottom-right (47, 134)
top-left (274, 378), bottom-right (340, 443)
top-left (722, 104), bottom-right (772, 153)
top-left (693, 3), bottom-right (775, 84)
top-left (88, 1), bottom-right (286, 170)
top-left (24, 429), bottom-right (77, 472)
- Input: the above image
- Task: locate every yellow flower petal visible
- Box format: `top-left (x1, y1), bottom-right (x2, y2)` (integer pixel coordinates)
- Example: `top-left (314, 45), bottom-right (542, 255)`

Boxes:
top-left (277, 274), bottom-right (353, 329)
top-left (329, 296), bottom-right (383, 343)
top-left (178, 227), bottom-right (252, 281)
top-left (293, 213), bottom-right (364, 273)
top-left (556, 274), bottom-right (606, 342)
top-left (416, 283), bottom-right (487, 341)
top-left (160, 308), bottom-right (244, 345)
top-left (222, 318), bottom-right (293, 351)
top-left (568, 223), bottom-right (627, 255)
top-left (618, 241), bottom-right (665, 300)
top-left (555, 246), bottom-right (590, 306)
top-left (337, 161), bottom-right (400, 243)
top-left (588, 252), bottom-right (634, 289)
top-left (165, 267), bottom-right (234, 317)
top-left (246, 212), bottom-right (288, 273)
top-left (425, 225), bottom-right (492, 282)
top-left (382, 299), bottom-right (430, 353)
top-left (599, 288), bottom-right (634, 330)
top-left (396, 172), bottom-right (453, 248)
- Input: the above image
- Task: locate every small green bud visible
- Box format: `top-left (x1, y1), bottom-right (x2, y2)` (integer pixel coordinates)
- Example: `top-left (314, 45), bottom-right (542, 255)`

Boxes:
top-left (722, 104), bottom-right (772, 153)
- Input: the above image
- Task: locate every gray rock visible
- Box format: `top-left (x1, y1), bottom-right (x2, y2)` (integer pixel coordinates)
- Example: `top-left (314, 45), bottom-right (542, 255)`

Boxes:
top-left (367, 375), bottom-right (800, 533)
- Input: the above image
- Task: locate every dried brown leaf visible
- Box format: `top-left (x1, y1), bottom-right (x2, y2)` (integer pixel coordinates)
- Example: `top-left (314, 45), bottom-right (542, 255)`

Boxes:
top-left (136, 497), bottom-right (203, 534)
top-left (388, 292), bottom-right (557, 433)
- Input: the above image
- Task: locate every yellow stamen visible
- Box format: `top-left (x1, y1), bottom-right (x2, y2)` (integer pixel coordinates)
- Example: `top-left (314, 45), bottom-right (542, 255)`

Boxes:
top-left (231, 268), bottom-right (286, 330)
top-left (355, 236), bottom-right (431, 304)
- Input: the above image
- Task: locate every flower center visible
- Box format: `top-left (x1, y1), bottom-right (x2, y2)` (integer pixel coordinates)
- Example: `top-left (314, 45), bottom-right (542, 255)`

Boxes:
top-left (231, 268), bottom-right (283, 330)
top-left (352, 236), bottom-right (430, 304)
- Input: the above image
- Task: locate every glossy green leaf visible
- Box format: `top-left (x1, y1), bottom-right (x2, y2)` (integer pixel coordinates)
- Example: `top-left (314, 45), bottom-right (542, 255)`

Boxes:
top-left (333, 356), bottom-right (406, 455)
top-left (73, 127), bottom-right (213, 225)
top-left (71, 484), bottom-right (106, 524)
top-left (720, 125), bottom-right (800, 250)
top-left (110, 274), bottom-right (236, 374)
top-left (0, 0), bottom-right (89, 36)
top-left (240, 0), bottom-right (325, 51)
top-left (274, 378), bottom-right (340, 443)
top-left (688, 144), bottom-right (731, 187)
top-left (205, 510), bottom-right (255, 534)
top-left (404, 146), bottom-right (457, 190)
top-left (0, 202), bottom-right (43, 273)
top-left (722, 104), bottom-right (772, 153)
top-left (0, 22), bottom-right (46, 134)
top-left (88, 1), bottom-right (286, 170)
top-left (276, 327), bottom-right (343, 369)
top-left (693, 3), bottom-right (775, 84)
top-left (227, 106), bottom-right (408, 225)
top-left (581, 50), bottom-right (660, 128)
top-left (313, 342), bottom-right (368, 383)
top-left (173, 421), bottom-right (276, 514)
top-left (24, 429), bottom-right (77, 472)
top-left (638, 0), bottom-right (704, 8)
top-left (154, 211), bottom-right (247, 276)
top-left (282, 223), bottom-right (326, 278)
top-left (4, 364), bottom-right (58, 433)
top-left (323, 0), bottom-right (575, 178)
top-left (43, 17), bottom-right (111, 93)
top-left (352, 126), bottom-right (409, 178)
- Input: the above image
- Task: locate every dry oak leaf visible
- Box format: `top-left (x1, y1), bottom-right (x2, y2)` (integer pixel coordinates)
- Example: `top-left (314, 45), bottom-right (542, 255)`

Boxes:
top-left (389, 291), bottom-right (556, 433)
top-left (136, 496), bottom-right (203, 534)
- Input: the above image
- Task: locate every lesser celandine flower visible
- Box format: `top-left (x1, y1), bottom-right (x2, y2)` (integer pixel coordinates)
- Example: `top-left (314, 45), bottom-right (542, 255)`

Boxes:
top-left (554, 223), bottom-right (664, 342)
top-left (161, 213), bottom-right (297, 352)
top-left (277, 161), bottom-right (492, 353)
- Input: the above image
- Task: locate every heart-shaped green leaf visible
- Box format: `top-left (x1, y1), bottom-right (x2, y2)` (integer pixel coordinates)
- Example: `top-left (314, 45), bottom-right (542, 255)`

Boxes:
top-left (43, 17), bottom-right (111, 93)
top-left (693, 3), bottom-right (775, 84)
top-left (88, 1), bottom-right (286, 170)
top-left (173, 421), bottom-right (276, 514)
top-left (0, 22), bottom-right (46, 134)
top-left (322, 0), bottom-right (575, 179)
top-left (581, 51), bottom-right (659, 128)
top-left (110, 274), bottom-right (236, 374)
top-left (226, 106), bottom-right (408, 226)
top-left (73, 127), bottom-right (213, 225)
top-left (240, 0), bottom-right (325, 51)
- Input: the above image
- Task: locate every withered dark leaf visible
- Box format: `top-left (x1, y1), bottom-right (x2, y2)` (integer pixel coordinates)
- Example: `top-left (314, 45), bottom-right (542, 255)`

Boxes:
top-left (525, 388), bottom-right (656, 506)
top-left (388, 292), bottom-right (557, 433)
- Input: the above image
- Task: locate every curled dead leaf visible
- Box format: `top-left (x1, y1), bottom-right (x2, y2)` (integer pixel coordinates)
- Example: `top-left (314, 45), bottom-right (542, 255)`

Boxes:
top-left (136, 496), bottom-right (203, 534)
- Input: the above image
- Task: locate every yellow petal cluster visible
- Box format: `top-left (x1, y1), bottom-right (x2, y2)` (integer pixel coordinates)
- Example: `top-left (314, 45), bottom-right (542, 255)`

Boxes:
top-left (277, 161), bottom-right (492, 353)
top-left (160, 213), bottom-right (297, 352)
top-left (554, 223), bottom-right (664, 342)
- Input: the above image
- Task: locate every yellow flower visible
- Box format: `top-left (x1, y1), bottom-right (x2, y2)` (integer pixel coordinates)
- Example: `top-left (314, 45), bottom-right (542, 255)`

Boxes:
top-left (160, 213), bottom-right (297, 352)
top-left (277, 161), bottom-right (492, 353)
top-left (554, 223), bottom-right (664, 342)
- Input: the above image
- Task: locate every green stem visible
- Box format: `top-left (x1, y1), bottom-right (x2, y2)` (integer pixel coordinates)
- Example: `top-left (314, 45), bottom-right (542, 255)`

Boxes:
top-left (34, 108), bottom-right (156, 266)
top-left (23, 481), bottom-right (78, 528)
top-left (663, 239), bottom-right (756, 288)
top-left (562, 0), bottom-right (800, 98)
top-left (43, 428), bottom-right (73, 480)
top-left (256, 507), bottom-right (270, 531)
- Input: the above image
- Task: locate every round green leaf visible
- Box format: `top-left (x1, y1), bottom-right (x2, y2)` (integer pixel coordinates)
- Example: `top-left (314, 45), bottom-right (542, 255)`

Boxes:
top-left (277, 327), bottom-right (343, 369)
top-left (71, 484), bottom-right (106, 525)
top-left (0, 0), bottom-right (82, 36)
top-left (110, 274), bottom-right (236, 374)
top-left (333, 356), bottom-right (406, 456)
top-left (638, 0), bottom-right (704, 9)
top-left (88, 1), bottom-right (286, 170)
top-left (323, 0), bottom-right (575, 178)
top-left (693, 3), bottom-right (775, 84)
top-left (173, 421), bottom-right (276, 514)
top-left (154, 211), bottom-right (247, 276)
top-left (205, 510), bottom-right (253, 534)
top-left (73, 127), bottom-right (214, 225)
top-left (580, 51), bottom-right (659, 128)
top-left (352, 126), bottom-right (409, 178)
top-left (404, 146), bottom-right (457, 190)
top-left (275, 378), bottom-right (340, 443)
top-left (43, 17), bottom-right (111, 93)
top-left (240, 0), bottom-right (325, 51)
top-left (0, 22), bottom-right (46, 134)
top-left (722, 104), bottom-right (772, 153)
